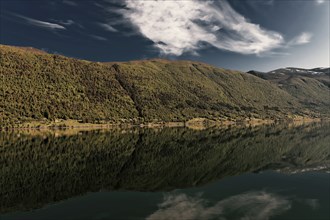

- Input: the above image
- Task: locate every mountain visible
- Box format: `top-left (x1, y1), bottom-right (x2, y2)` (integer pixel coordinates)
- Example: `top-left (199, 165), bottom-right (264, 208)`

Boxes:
top-left (248, 67), bottom-right (330, 113)
top-left (248, 67), bottom-right (330, 87)
top-left (0, 45), bottom-right (328, 128)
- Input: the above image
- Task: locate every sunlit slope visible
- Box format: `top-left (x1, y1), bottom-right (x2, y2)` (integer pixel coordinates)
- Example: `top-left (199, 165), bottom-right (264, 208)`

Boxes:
top-left (109, 60), bottom-right (300, 121)
top-left (0, 44), bottom-right (323, 127)
top-left (0, 45), bottom-right (138, 125)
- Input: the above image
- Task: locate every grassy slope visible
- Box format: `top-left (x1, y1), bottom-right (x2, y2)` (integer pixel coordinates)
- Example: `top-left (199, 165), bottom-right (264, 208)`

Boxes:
top-left (0, 45), bottom-right (324, 127)
top-left (110, 60), bottom-right (300, 121)
top-left (280, 76), bottom-right (329, 113)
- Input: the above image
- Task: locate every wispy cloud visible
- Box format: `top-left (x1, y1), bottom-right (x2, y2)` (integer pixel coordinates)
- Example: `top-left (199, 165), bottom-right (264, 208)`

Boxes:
top-left (289, 32), bottom-right (313, 46)
top-left (119, 0), bottom-right (285, 56)
top-left (13, 13), bottom-right (66, 30)
top-left (98, 23), bottom-right (118, 32)
top-left (90, 35), bottom-right (107, 41)
top-left (315, 0), bottom-right (325, 4)
top-left (56, 19), bottom-right (75, 26)
top-left (62, 0), bottom-right (77, 6)
top-left (147, 191), bottom-right (291, 220)
top-left (116, 0), bottom-right (313, 56)
top-left (247, 0), bottom-right (274, 8)
top-left (262, 0), bottom-right (275, 6)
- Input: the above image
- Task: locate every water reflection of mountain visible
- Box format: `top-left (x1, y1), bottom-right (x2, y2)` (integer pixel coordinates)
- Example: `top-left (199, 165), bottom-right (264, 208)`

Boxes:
top-left (1, 123), bottom-right (329, 213)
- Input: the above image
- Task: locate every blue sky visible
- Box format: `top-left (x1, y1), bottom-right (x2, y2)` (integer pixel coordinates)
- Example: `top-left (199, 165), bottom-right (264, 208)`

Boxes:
top-left (0, 0), bottom-right (329, 71)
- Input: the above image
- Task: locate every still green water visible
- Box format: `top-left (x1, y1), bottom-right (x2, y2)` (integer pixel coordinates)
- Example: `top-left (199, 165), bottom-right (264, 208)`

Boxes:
top-left (0, 123), bottom-right (329, 220)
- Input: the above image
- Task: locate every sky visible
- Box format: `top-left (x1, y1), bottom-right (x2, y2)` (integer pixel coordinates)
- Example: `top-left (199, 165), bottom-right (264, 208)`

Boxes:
top-left (0, 0), bottom-right (329, 71)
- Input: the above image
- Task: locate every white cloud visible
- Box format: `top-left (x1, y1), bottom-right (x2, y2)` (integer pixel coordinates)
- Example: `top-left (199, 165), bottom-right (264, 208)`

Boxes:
top-left (98, 23), bottom-right (118, 32)
top-left (147, 191), bottom-right (291, 220)
top-left (119, 0), bottom-right (285, 56)
top-left (289, 32), bottom-right (313, 45)
top-left (14, 14), bottom-right (66, 30)
top-left (316, 0), bottom-right (325, 4)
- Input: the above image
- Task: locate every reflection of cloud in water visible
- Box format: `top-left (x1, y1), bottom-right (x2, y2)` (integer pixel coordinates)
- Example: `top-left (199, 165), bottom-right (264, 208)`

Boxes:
top-left (303, 199), bottom-right (319, 210)
top-left (147, 191), bottom-right (291, 220)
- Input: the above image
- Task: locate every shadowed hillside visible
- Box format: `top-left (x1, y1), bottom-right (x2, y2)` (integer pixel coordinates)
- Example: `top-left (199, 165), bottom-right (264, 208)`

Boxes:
top-left (248, 67), bottom-right (330, 113)
top-left (0, 45), bottom-right (328, 128)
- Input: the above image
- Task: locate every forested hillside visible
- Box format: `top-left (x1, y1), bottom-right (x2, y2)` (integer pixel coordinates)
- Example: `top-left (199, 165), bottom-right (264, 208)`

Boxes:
top-left (0, 45), bottom-right (328, 128)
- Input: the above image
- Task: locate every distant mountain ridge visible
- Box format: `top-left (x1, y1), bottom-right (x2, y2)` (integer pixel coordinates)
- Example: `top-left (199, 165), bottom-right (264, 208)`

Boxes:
top-left (0, 44), bottom-right (329, 128)
top-left (248, 67), bottom-right (330, 111)
top-left (248, 67), bottom-right (330, 80)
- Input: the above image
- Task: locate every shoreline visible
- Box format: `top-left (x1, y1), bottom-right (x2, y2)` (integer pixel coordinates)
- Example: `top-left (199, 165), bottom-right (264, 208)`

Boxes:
top-left (1, 117), bottom-right (327, 132)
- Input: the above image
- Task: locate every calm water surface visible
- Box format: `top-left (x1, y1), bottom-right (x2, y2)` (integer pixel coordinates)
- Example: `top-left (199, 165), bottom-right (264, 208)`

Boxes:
top-left (0, 123), bottom-right (329, 220)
